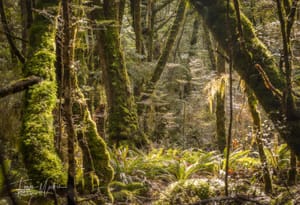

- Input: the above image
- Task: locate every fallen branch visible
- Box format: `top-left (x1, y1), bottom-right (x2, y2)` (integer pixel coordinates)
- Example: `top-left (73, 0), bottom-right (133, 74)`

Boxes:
top-left (0, 76), bottom-right (42, 98)
top-left (190, 195), bottom-right (268, 205)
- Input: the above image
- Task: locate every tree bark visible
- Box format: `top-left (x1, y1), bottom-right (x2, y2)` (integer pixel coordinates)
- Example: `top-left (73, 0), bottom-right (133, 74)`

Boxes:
top-left (246, 87), bottom-right (273, 194)
top-left (130, 0), bottom-right (143, 54)
top-left (143, 0), bottom-right (188, 97)
top-left (62, 0), bottom-right (77, 204)
top-left (215, 47), bottom-right (226, 153)
top-left (92, 0), bottom-right (148, 147)
top-left (189, 0), bottom-right (300, 157)
top-left (21, 0), bottom-right (66, 185)
top-left (0, 76), bottom-right (41, 98)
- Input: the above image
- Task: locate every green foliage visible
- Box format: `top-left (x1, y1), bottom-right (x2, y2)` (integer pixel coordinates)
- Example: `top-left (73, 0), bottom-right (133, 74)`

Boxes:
top-left (110, 146), bottom-right (222, 203)
top-left (111, 147), bottom-right (221, 182)
top-left (154, 179), bottom-right (214, 205)
top-left (223, 149), bottom-right (261, 170)
top-left (110, 181), bottom-right (148, 202)
top-left (264, 143), bottom-right (290, 170)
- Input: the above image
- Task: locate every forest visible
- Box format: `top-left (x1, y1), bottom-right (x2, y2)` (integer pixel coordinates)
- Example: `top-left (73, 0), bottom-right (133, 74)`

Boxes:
top-left (0, 0), bottom-right (300, 204)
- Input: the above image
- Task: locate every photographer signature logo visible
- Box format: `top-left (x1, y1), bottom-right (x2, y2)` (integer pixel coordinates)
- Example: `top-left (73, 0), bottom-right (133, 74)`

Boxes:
top-left (10, 178), bottom-right (66, 197)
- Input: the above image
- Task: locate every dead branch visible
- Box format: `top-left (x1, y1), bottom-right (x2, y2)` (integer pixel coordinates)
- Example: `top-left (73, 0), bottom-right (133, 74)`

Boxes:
top-left (190, 195), bottom-right (268, 205)
top-left (0, 76), bottom-right (42, 98)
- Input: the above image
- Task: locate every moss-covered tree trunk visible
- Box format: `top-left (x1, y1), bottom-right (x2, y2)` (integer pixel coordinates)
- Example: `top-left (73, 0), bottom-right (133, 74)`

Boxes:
top-left (73, 90), bottom-right (114, 201)
top-left (91, 0), bottom-right (147, 147)
top-left (189, 0), bottom-right (300, 157)
top-left (246, 87), bottom-right (273, 194)
top-left (21, 0), bottom-right (66, 185)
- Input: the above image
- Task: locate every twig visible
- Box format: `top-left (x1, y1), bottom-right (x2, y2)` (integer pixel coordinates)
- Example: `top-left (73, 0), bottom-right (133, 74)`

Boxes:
top-left (254, 64), bottom-right (283, 99)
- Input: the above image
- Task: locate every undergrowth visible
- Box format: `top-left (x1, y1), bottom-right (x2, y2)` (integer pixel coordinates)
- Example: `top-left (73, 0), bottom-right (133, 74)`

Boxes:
top-left (109, 143), bottom-right (298, 204)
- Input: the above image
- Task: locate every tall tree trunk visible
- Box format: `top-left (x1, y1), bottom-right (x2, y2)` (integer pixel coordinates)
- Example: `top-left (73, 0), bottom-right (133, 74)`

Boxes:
top-left (0, 0), bottom-right (25, 63)
top-left (216, 47), bottom-right (226, 153)
top-left (276, 0), bottom-right (298, 186)
top-left (189, 14), bottom-right (200, 57)
top-left (62, 0), bottom-right (77, 204)
top-left (146, 0), bottom-right (155, 61)
top-left (202, 22), bottom-right (217, 70)
top-left (246, 87), bottom-right (273, 194)
top-left (21, 0), bottom-right (66, 185)
top-left (189, 0), bottom-right (300, 157)
top-left (130, 0), bottom-right (143, 54)
top-left (143, 0), bottom-right (188, 98)
top-left (91, 0), bottom-right (148, 147)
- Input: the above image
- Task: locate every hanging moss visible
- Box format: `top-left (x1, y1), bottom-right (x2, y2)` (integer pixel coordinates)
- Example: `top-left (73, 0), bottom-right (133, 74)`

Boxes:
top-left (21, 0), bottom-right (66, 186)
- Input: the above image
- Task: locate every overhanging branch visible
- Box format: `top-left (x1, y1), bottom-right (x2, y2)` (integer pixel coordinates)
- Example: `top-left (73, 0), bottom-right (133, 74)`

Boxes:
top-left (0, 76), bottom-right (42, 98)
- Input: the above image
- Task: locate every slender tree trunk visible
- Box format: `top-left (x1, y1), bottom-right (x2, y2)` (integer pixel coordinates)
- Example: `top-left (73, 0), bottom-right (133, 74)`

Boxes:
top-left (189, 14), bottom-right (200, 57)
top-left (117, 0), bottom-right (126, 30)
top-left (20, 0), bottom-right (28, 55)
top-left (246, 87), bottom-right (273, 194)
top-left (21, 0), bottom-right (66, 185)
top-left (130, 0), bottom-right (143, 54)
top-left (62, 0), bottom-right (77, 204)
top-left (146, 0), bottom-right (155, 61)
top-left (189, 0), bottom-right (300, 157)
top-left (276, 0), bottom-right (298, 184)
top-left (143, 0), bottom-right (188, 98)
top-left (0, 0), bottom-right (25, 63)
top-left (202, 22), bottom-right (217, 70)
top-left (216, 47), bottom-right (226, 153)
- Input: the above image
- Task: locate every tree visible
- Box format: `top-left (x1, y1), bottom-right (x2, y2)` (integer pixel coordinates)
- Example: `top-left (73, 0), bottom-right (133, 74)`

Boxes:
top-left (90, 0), bottom-right (148, 147)
top-left (141, 0), bottom-right (188, 102)
top-left (21, 0), bottom-right (66, 185)
top-left (189, 0), bottom-right (300, 157)
top-left (62, 0), bottom-right (77, 203)
top-left (130, 0), bottom-right (143, 54)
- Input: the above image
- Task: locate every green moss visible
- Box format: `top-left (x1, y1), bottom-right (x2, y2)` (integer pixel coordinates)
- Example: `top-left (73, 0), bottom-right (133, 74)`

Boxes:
top-left (21, 1), bottom-right (66, 186)
top-left (22, 82), bottom-right (66, 185)
top-left (81, 108), bottom-right (114, 199)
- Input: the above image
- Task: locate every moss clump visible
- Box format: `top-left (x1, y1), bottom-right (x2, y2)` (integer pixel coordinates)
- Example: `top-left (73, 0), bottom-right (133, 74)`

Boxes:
top-left (82, 109), bottom-right (114, 197)
top-left (155, 179), bottom-right (214, 205)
